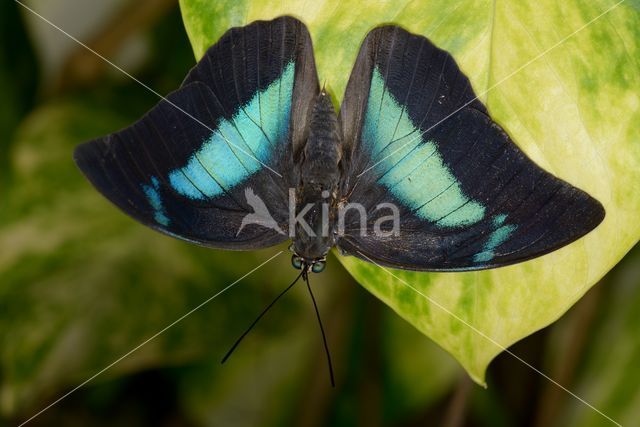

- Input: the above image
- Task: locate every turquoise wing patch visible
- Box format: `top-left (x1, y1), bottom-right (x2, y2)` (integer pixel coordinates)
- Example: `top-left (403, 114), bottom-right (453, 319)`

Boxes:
top-left (168, 61), bottom-right (295, 200)
top-left (363, 67), bottom-right (488, 229)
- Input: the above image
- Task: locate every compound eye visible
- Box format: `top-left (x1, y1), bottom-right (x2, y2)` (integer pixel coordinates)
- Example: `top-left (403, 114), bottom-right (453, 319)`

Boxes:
top-left (291, 255), bottom-right (303, 270)
top-left (311, 260), bottom-right (326, 273)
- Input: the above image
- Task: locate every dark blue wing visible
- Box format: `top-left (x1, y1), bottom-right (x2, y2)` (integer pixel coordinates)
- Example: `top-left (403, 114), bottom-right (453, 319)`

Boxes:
top-left (337, 25), bottom-right (604, 271)
top-left (74, 16), bottom-right (319, 249)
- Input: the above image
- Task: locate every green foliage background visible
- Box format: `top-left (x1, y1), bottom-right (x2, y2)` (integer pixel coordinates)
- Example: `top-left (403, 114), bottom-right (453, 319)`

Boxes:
top-left (1, 0), bottom-right (639, 426)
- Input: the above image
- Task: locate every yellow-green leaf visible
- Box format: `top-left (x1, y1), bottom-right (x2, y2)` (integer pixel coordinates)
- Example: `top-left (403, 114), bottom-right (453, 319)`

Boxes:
top-left (179, 0), bottom-right (640, 384)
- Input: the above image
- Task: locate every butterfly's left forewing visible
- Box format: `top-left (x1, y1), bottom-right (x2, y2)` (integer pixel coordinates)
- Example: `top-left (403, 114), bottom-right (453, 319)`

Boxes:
top-left (75, 16), bottom-right (319, 249)
top-left (337, 25), bottom-right (604, 271)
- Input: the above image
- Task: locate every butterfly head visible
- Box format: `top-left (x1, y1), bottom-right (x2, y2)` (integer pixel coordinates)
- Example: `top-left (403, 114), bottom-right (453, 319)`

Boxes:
top-left (289, 245), bottom-right (327, 273)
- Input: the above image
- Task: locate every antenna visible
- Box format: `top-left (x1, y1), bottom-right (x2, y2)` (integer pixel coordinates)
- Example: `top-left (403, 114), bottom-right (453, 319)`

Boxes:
top-left (304, 272), bottom-right (336, 387)
top-left (221, 270), bottom-right (304, 364)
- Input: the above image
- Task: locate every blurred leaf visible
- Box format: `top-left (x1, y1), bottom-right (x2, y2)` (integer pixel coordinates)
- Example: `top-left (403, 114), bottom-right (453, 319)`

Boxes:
top-left (553, 243), bottom-right (640, 426)
top-left (179, 0), bottom-right (640, 384)
top-left (145, 6), bottom-right (196, 94)
top-left (0, 1), bottom-right (39, 189)
top-left (381, 310), bottom-right (460, 423)
top-left (177, 321), bottom-right (313, 427)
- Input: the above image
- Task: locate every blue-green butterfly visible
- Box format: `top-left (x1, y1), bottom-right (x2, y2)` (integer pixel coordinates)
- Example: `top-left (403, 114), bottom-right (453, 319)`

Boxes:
top-left (74, 16), bottom-right (604, 273)
top-left (74, 16), bottom-right (604, 384)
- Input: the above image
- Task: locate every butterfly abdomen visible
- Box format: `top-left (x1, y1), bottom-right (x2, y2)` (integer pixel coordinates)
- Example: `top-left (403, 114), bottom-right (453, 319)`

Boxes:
top-left (292, 92), bottom-right (342, 261)
top-left (302, 91), bottom-right (342, 186)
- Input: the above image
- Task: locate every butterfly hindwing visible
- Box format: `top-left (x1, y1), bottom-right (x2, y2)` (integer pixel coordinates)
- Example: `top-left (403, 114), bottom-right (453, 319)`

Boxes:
top-left (337, 25), bottom-right (605, 271)
top-left (75, 16), bottom-right (319, 249)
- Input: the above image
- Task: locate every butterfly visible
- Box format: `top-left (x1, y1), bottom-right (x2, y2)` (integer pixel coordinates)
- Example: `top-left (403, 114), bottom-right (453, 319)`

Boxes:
top-left (74, 16), bottom-right (604, 384)
top-left (74, 15), bottom-right (605, 274)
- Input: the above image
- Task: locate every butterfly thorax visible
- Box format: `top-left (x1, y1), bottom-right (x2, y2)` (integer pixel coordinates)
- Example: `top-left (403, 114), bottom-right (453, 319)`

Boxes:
top-left (292, 92), bottom-right (343, 264)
